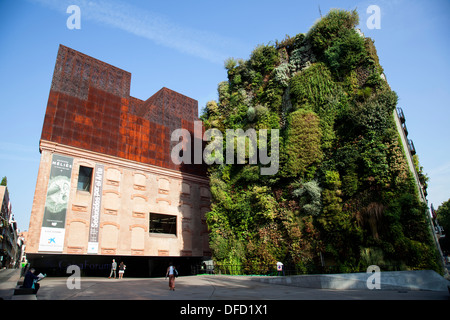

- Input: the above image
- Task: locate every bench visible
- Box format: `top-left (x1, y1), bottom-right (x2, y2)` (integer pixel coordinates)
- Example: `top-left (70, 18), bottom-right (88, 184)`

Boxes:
top-left (13, 280), bottom-right (36, 296)
top-left (13, 287), bottom-right (35, 295)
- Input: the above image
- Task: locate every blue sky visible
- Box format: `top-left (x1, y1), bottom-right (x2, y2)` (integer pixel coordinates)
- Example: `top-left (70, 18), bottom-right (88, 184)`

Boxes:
top-left (0, 0), bottom-right (449, 231)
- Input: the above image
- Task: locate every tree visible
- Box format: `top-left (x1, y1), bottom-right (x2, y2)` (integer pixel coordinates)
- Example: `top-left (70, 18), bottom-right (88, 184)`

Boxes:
top-left (0, 176), bottom-right (6, 186)
top-left (436, 199), bottom-right (450, 254)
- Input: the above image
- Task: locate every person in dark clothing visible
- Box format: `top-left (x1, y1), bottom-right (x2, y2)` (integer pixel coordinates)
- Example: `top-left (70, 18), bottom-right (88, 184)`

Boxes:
top-left (118, 261), bottom-right (126, 279)
top-left (22, 268), bottom-right (41, 294)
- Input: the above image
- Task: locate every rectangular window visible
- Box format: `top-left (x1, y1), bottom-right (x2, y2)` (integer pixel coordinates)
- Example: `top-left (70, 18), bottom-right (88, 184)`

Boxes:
top-left (149, 213), bottom-right (177, 235)
top-left (77, 166), bottom-right (93, 192)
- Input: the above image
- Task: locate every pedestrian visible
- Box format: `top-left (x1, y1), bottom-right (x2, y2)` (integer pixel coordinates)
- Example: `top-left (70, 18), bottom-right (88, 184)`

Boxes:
top-left (109, 259), bottom-right (117, 279)
top-left (22, 268), bottom-right (42, 294)
top-left (118, 261), bottom-right (126, 279)
top-left (165, 262), bottom-right (178, 291)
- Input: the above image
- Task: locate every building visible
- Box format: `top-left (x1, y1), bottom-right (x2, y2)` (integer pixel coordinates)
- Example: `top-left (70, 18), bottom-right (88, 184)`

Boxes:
top-left (17, 231), bottom-right (27, 268)
top-left (26, 45), bottom-right (211, 276)
top-left (0, 185), bottom-right (20, 268)
top-left (394, 107), bottom-right (446, 270)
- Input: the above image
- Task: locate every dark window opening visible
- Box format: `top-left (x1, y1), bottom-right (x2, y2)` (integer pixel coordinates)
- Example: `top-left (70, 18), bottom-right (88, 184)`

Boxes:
top-left (77, 166), bottom-right (93, 192)
top-left (149, 213), bottom-right (177, 235)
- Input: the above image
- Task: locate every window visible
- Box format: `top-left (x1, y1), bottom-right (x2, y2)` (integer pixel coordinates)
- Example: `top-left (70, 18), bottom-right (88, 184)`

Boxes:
top-left (149, 213), bottom-right (177, 235)
top-left (77, 166), bottom-right (93, 192)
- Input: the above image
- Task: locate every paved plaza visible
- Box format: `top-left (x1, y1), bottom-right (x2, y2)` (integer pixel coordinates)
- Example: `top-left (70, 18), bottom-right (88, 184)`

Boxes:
top-left (1, 268), bottom-right (448, 301)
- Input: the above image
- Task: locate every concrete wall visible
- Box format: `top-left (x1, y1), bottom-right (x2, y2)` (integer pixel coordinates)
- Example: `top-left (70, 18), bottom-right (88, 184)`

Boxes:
top-left (255, 270), bottom-right (450, 291)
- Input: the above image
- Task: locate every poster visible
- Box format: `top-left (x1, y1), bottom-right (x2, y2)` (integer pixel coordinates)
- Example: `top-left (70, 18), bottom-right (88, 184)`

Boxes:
top-left (87, 164), bottom-right (104, 254)
top-left (38, 227), bottom-right (66, 252)
top-left (39, 154), bottom-right (73, 252)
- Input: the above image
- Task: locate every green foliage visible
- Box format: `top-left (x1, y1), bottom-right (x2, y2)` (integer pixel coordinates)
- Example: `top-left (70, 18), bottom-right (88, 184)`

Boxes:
top-left (274, 63), bottom-right (290, 87)
top-left (307, 9), bottom-right (359, 55)
top-left (436, 199), bottom-right (450, 254)
top-left (413, 155), bottom-right (429, 190)
top-left (289, 63), bottom-right (343, 148)
top-left (281, 109), bottom-right (323, 179)
top-left (348, 89), bottom-right (398, 136)
top-left (360, 138), bottom-right (390, 188)
top-left (248, 185), bottom-right (277, 220)
top-left (247, 222), bottom-right (287, 267)
top-left (360, 247), bottom-right (385, 267)
top-left (382, 194), bottom-right (441, 271)
top-left (324, 29), bottom-right (367, 76)
top-left (292, 180), bottom-right (322, 216)
top-left (249, 44), bottom-right (280, 75)
top-left (290, 62), bottom-right (337, 108)
top-left (321, 171), bottom-right (343, 218)
top-left (202, 8), bottom-right (440, 274)
top-left (437, 200), bottom-right (450, 236)
top-left (318, 171), bottom-right (362, 265)
top-left (205, 100), bottom-right (219, 117)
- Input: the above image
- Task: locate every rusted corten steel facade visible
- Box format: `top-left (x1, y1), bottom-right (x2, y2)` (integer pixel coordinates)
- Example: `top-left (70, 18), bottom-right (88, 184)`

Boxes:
top-left (27, 45), bottom-right (210, 276)
top-left (41, 45), bottom-right (204, 175)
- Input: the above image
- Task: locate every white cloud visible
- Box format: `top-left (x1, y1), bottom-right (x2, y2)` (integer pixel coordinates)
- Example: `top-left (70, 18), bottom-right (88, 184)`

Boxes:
top-left (33, 0), bottom-right (238, 64)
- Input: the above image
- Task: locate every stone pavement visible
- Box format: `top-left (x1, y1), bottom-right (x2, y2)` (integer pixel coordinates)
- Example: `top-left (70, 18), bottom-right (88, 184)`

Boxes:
top-left (0, 268), bottom-right (22, 300)
top-left (2, 273), bottom-right (447, 301)
top-left (1, 266), bottom-right (449, 301)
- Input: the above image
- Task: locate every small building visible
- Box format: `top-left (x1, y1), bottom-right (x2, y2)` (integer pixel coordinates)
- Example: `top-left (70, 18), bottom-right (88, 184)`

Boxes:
top-left (26, 45), bottom-right (211, 276)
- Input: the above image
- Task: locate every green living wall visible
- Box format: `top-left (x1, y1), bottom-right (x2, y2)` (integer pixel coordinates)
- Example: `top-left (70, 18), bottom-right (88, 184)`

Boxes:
top-left (201, 9), bottom-right (440, 274)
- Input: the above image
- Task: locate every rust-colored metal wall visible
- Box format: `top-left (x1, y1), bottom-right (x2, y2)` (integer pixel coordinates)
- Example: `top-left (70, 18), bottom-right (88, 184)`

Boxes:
top-left (41, 45), bottom-right (205, 176)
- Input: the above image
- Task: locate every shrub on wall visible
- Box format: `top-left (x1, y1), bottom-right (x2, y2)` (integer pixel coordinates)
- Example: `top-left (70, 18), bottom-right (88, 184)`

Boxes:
top-left (281, 109), bottom-right (323, 179)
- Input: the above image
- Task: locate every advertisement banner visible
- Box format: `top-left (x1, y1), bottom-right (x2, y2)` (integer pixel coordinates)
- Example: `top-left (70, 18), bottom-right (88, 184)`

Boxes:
top-left (39, 154), bottom-right (73, 252)
top-left (87, 164), bottom-right (104, 254)
top-left (38, 227), bottom-right (66, 252)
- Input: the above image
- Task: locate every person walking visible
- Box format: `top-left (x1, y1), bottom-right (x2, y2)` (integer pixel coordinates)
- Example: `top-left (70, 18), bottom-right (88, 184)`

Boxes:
top-left (165, 262), bottom-right (178, 291)
top-left (109, 259), bottom-right (117, 279)
top-left (118, 261), bottom-right (126, 279)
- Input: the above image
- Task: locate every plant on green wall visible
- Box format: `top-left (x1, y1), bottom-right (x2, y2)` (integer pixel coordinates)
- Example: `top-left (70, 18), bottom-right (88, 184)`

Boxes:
top-left (307, 9), bottom-right (359, 55)
top-left (281, 109), bottom-right (323, 179)
top-left (201, 8), bottom-right (441, 274)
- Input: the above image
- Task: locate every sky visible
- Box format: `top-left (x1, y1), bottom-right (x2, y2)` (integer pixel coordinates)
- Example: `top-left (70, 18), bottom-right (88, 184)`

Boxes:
top-left (0, 0), bottom-right (449, 232)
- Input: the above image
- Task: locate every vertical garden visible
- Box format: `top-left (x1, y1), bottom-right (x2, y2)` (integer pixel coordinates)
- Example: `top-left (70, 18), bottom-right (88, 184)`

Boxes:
top-left (200, 9), bottom-right (441, 274)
